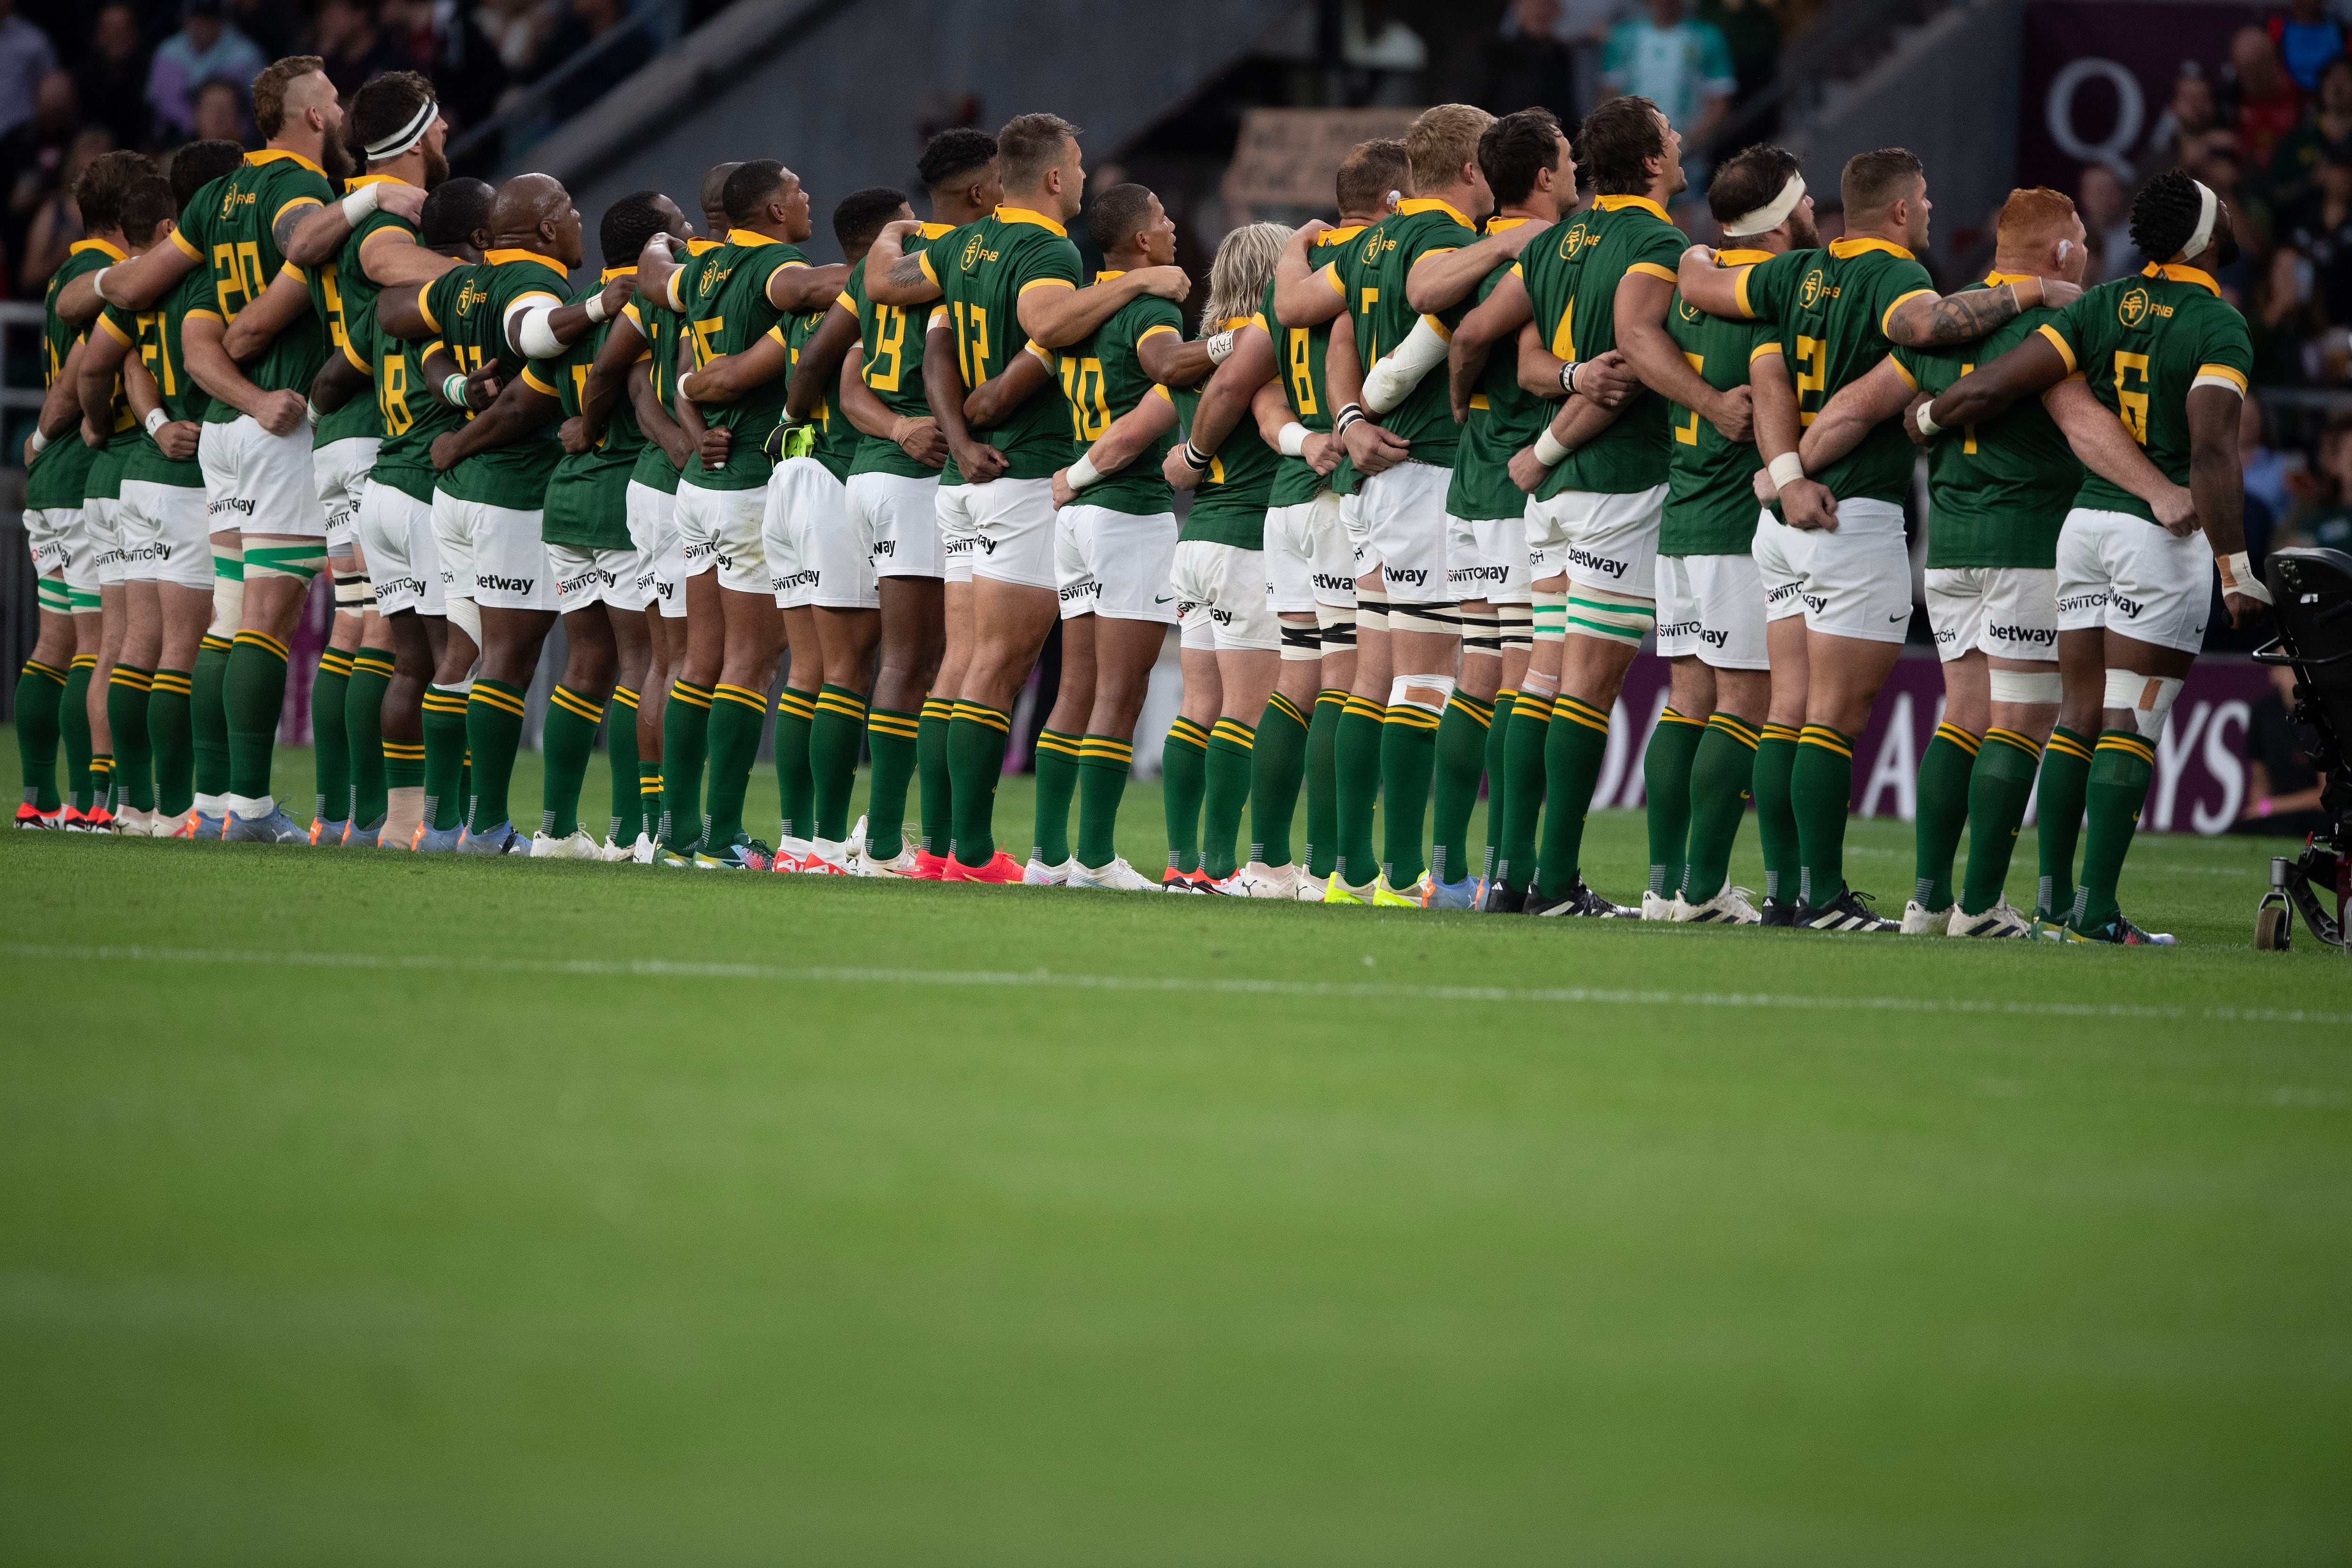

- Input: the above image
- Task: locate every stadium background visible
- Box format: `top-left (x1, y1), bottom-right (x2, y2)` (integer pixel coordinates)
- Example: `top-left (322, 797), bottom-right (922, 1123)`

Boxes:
top-left (0, 0), bottom-right (2337, 828)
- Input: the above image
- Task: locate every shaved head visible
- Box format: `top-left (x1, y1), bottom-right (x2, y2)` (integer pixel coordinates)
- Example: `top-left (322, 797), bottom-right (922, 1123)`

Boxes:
top-left (491, 172), bottom-right (584, 266)
top-left (700, 161), bottom-right (743, 232)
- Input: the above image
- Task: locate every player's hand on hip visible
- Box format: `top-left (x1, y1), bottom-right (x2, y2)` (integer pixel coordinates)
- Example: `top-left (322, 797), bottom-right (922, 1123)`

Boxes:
top-left (257, 390), bottom-right (309, 437)
top-left (1708, 384), bottom-right (1754, 442)
top-left (1781, 477), bottom-right (1839, 531)
top-left (1051, 468), bottom-right (1074, 509)
top-left (1580, 350), bottom-right (1639, 408)
top-left (559, 416), bottom-right (589, 454)
top-left (160, 421), bottom-right (200, 460)
top-left (698, 427), bottom-right (731, 469)
top-left (893, 415), bottom-right (946, 467)
top-left (1161, 444), bottom-right (1202, 491)
top-left (429, 431), bottom-right (460, 470)
top-left (1752, 466), bottom-right (1778, 505)
top-left (2152, 482), bottom-right (2198, 535)
top-left (954, 437), bottom-right (1008, 483)
top-left (1135, 266), bottom-right (1192, 303)
top-left (1344, 418), bottom-right (1408, 476)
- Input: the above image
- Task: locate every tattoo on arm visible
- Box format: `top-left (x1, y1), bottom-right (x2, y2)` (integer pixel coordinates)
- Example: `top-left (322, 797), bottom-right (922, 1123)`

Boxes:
top-left (273, 205), bottom-right (315, 257)
top-left (1909, 284), bottom-right (2021, 346)
top-left (887, 255), bottom-right (928, 290)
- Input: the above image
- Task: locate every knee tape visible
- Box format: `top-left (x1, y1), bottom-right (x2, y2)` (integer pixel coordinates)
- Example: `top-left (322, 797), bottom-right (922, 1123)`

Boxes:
top-left (1565, 586), bottom-right (1654, 646)
top-left (2104, 669), bottom-right (2183, 741)
top-left (1358, 589), bottom-right (1390, 635)
top-left (245, 543), bottom-right (326, 583)
top-left (334, 570), bottom-right (377, 614)
top-left (445, 594), bottom-right (482, 648)
top-left (1532, 589), bottom-right (1568, 643)
top-left (1389, 671), bottom-right (1456, 723)
top-left (208, 577), bottom-right (245, 641)
top-left (1314, 602), bottom-right (1358, 649)
top-left (1279, 620), bottom-right (1322, 662)
top-left (1497, 603), bottom-right (1534, 652)
top-left (36, 579), bottom-right (71, 615)
top-left (1988, 667), bottom-right (2065, 705)
top-left (1461, 606), bottom-right (1503, 655)
top-left (1390, 598), bottom-right (1461, 637)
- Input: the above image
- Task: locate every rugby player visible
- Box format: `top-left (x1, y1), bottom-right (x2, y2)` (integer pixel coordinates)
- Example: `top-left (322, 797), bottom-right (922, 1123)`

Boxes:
top-left (1914, 169), bottom-right (2264, 943)
top-left (1799, 185), bottom-right (2192, 935)
top-left (632, 159), bottom-right (847, 870)
top-left (1676, 146), bottom-right (2082, 930)
top-left (862, 112), bottom-right (1191, 883)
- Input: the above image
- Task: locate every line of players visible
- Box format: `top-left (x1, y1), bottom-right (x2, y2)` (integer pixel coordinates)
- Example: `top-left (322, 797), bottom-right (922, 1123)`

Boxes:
top-left (11, 60), bottom-right (2269, 942)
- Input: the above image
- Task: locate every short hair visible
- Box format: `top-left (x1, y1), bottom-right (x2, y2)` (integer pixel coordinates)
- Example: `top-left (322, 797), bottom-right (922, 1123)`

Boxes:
top-left (75, 149), bottom-right (156, 237)
top-left (1407, 103), bottom-right (1494, 194)
top-left (1479, 107), bottom-right (1564, 209)
top-left (599, 190), bottom-right (671, 271)
top-left (2130, 168), bottom-right (2208, 261)
top-left (722, 159), bottom-right (790, 226)
top-left (699, 161), bottom-right (742, 218)
top-left (170, 139), bottom-right (245, 208)
top-left (996, 111), bottom-right (1079, 190)
top-left (1335, 137), bottom-right (1411, 215)
top-left (119, 174), bottom-right (177, 245)
top-left (347, 69), bottom-right (435, 165)
top-left (420, 176), bottom-right (493, 249)
top-left (1841, 147), bottom-right (1925, 223)
top-left (1707, 143), bottom-right (1802, 228)
top-left (833, 184), bottom-right (911, 253)
top-left (1577, 96), bottom-right (1666, 196)
top-left (918, 127), bottom-right (997, 191)
top-left (1994, 186), bottom-right (2078, 251)
top-left (251, 55), bottom-right (326, 139)
top-left (1086, 182), bottom-right (1157, 255)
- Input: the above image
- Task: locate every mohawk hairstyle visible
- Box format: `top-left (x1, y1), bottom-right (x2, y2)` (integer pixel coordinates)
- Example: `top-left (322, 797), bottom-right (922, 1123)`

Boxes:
top-left (918, 127), bottom-right (997, 191)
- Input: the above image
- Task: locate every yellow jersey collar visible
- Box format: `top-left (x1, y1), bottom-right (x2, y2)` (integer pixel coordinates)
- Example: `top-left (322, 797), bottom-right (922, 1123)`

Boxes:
top-left (1486, 215), bottom-right (1537, 233)
top-left (1398, 196), bottom-right (1472, 228)
top-left (1318, 224), bottom-right (1367, 246)
top-left (1828, 236), bottom-right (1915, 262)
top-left (1984, 270), bottom-right (2035, 287)
top-left (1222, 315), bottom-right (1252, 331)
top-left (2144, 261), bottom-right (2221, 296)
top-left (345, 174), bottom-right (412, 192)
top-left (246, 147), bottom-right (325, 176)
top-left (686, 237), bottom-right (720, 254)
top-left (1096, 270), bottom-right (1125, 282)
top-left (918, 221), bottom-right (956, 239)
top-left (485, 248), bottom-right (569, 277)
top-left (725, 227), bottom-right (784, 248)
top-left (996, 206), bottom-right (1068, 237)
top-left (599, 265), bottom-right (635, 283)
top-left (1715, 247), bottom-right (1773, 267)
top-left (1595, 194), bottom-right (1671, 222)
top-left (69, 237), bottom-right (128, 262)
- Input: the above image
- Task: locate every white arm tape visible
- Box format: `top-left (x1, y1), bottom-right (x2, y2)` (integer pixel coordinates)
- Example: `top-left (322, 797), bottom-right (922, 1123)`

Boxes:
top-left (90, 266), bottom-right (112, 305)
top-left (1915, 400), bottom-right (1942, 438)
top-left (584, 292), bottom-right (609, 325)
top-left (1204, 328), bottom-right (1237, 366)
top-left (1362, 316), bottom-right (1450, 415)
top-left (514, 301), bottom-right (564, 360)
top-left (1768, 452), bottom-right (1806, 491)
top-left (339, 183), bottom-right (381, 227)
top-left (1067, 453), bottom-right (1102, 491)
top-left (1533, 426), bottom-right (1570, 467)
top-left (28, 428), bottom-right (49, 455)
top-left (144, 407), bottom-right (169, 436)
top-left (1278, 422), bottom-right (1310, 458)
top-left (2216, 549), bottom-right (2273, 604)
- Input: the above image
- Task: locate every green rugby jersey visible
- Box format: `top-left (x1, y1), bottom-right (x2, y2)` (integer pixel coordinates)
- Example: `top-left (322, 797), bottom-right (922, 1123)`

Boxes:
top-left (24, 238), bottom-right (122, 510)
top-left (675, 227), bottom-right (809, 491)
top-left (1343, 197), bottom-right (1478, 465)
top-left (82, 291), bottom-right (137, 503)
top-left (1173, 373), bottom-right (1276, 549)
top-left (1322, 215), bottom-right (1396, 500)
top-left (102, 265), bottom-right (212, 488)
top-left (1732, 236), bottom-right (1938, 506)
top-left (775, 301), bottom-right (859, 484)
top-left (629, 235), bottom-right (719, 496)
top-left (372, 300), bottom-right (465, 508)
top-left (1519, 194), bottom-right (1688, 501)
top-left (1890, 273), bottom-right (2078, 568)
top-left (1661, 246), bottom-right (1781, 556)
top-left (417, 250), bottom-right (569, 509)
top-left (1266, 223), bottom-right (1360, 508)
top-left (2036, 261), bottom-right (2254, 525)
top-left (847, 221), bottom-right (956, 480)
top-left (310, 178), bottom-right (416, 446)
top-left (1447, 216), bottom-right (1552, 524)
top-left (540, 268), bottom-right (646, 550)
top-left (931, 205), bottom-right (1082, 481)
top-left (167, 149), bottom-right (334, 419)
top-left (1061, 276), bottom-right (1184, 516)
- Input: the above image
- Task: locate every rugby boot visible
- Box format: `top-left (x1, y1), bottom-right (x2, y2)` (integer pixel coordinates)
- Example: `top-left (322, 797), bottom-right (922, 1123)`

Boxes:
top-left (1230, 861), bottom-right (1300, 899)
top-left (1292, 870), bottom-right (1328, 902)
top-left (530, 827), bottom-right (603, 859)
top-left (801, 837), bottom-right (857, 876)
top-left (1022, 855), bottom-right (1071, 886)
top-left (309, 816), bottom-right (350, 846)
top-left (224, 804), bottom-right (310, 844)
top-left (1759, 895), bottom-right (1799, 927)
top-left (1673, 884), bottom-right (1763, 924)
top-left (2072, 909), bottom-right (2178, 946)
top-left (16, 801), bottom-right (63, 829)
top-left (1478, 880), bottom-right (1528, 914)
top-left (1069, 856), bottom-right (1163, 891)
top-left (911, 848), bottom-right (952, 880)
top-left (861, 844), bottom-right (923, 878)
top-left (1794, 886), bottom-right (1898, 932)
top-left (413, 821), bottom-right (465, 852)
top-left (457, 820), bottom-right (524, 856)
top-left (1899, 899), bottom-right (1955, 935)
top-left (1420, 871), bottom-right (1478, 910)
top-left (943, 848), bottom-right (1025, 883)
top-left (697, 833), bottom-right (774, 871)
top-left (1948, 900), bottom-right (2033, 939)
top-left (1320, 871), bottom-right (1377, 906)
top-left (1525, 878), bottom-right (1637, 918)
top-left (345, 818), bottom-right (384, 849)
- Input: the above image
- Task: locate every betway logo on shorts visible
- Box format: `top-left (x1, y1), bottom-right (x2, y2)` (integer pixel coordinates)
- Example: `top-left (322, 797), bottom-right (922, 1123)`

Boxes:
top-left (2111, 592), bottom-right (2146, 619)
top-left (208, 497), bottom-right (256, 517)
top-left (1311, 572), bottom-right (1351, 592)
top-left (1058, 581), bottom-right (1094, 605)
top-left (1385, 566), bottom-right (1429, 587)
top-left (1986, 622), bottom-right (2058, 647)
top-left (1658, 616), bottom-right (1702, 641)
top-left (1565, 547), bottom-right (1628, 578)
top-left (477, 573), bottom-right (535, 594)
top-left (770, 568), bottom-right (818, 592)
top-left (2058, 590), bottom-right (2106, 613)
top-left (873, 539), bottom-right (896, 557)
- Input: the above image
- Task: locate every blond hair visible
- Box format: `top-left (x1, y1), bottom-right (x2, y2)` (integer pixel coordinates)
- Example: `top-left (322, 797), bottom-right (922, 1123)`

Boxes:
top-left (1203, 221), bottom-right (1293, 333)
top-left (251, 55), bottom-right (325, 139)
top-left (1406, 104), bottom-right (1494, 195)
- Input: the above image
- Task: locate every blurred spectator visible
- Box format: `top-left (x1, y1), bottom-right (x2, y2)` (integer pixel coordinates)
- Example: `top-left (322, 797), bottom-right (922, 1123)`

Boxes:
top-left (315, 0), bottom-right (403, 101)
top-left (0, 0), bottom-right (61, 146)
top-left (531, 0), bottom-right (651, 119)
top-left (19, 124), bottom-right (108, 290)
top-left (2283, 412), bottom-right (2352, 549)
top-left (1696, 0), bottom-right (1781, 113)
top-left (2234, 662), bottom-right (2331, 836)
top-left (2242, 394), bottom-right (2295, 540)
top-left (2249, 244), bottom-right (2320, 384)
top-left (148, 0), bottom-right (265, 141)
top-left (2271, 53), bottom-right (2352, 214)
top-left (5, 68), bottom-right (81, 272)
top-left (2283, 149), bottom-right (2352, 319)
top-left (2141, 64), bottom-right (2221, 182)
top-left (226, 0), bottom-right (301, 61)
top-left (2228, 24), bottom-right (2301, 167)
top-left (2184, 131), bottom-right (2264, 289)
top-left (191, 73), bottom-right (248, 142)
top-left (77, 3), bottom-right (154, 151)
top-left (2268, 0), bottom-right (2344, 93)
top-left (2076, 163), bottom-right (2136, 281)
top-left (475, 0), bottom-right (546, 75)
top-left (1602, 0), bottom-right (1735, 152)
top-left (378, 0), bottom-right (503, 142)
top-left (1484, 0), bottom-right (1581, 126)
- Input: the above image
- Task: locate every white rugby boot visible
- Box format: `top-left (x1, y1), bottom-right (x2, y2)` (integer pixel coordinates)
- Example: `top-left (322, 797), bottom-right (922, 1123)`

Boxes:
top-left (1899, 899), bottom-right (1955, 934)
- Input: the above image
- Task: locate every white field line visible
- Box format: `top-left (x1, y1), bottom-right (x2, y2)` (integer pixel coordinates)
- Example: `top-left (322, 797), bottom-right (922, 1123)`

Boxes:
top-left (3, 943), bottom-right (2349, 1027)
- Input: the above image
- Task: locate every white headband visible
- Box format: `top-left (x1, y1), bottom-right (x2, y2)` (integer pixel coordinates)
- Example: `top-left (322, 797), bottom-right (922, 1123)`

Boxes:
top-left (365, 98), bottom-right (437, 160)
top-left (2183, 179), bottom-right (2218, 261)
top-left (1724, 172), bottom-right (1805, 239)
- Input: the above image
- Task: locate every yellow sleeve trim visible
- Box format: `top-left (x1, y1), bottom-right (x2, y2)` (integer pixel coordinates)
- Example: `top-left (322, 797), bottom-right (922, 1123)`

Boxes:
top-left (1138, 323), bottom-right (1178, 344)
top-left (96, 314), bottom-right (134, 345)
top-left (766, 324), bottom-right (787, 346)
top-left (270, 196), bottom-right (323, 227)
top-left (1423, 313), bottom-right (1453, 343)
top-left (1886, 355), bottom-right (1917, 392)
top-left (779, 259), bottom-right (809, 269)
top-left (169, 227), bottom-right (203, 261)
top-left (1628, 262), bottom-right (1677, 283)
top-left (1151, 383), bottom-right (1172, 403)
top-left (415, 283), bottom-right (440, 335)
top-left (278, 261), bottom-right (307, 282)
top-left (620, 301), bottom-right (642, 330)
top-left (183, 308), bottom-right (222, 323)
top-left (1019, 277), bottom-right (1076, 296)
top-left (2035, 321), bottom-right (2076, 374)
top-left (665, 271), bottom-right (684, 312)
top-left (1880, 288), bottom-right (1935, 337)
top-left (928, 305), bottom-right (948, 328)
top-left (2195, 362), bottom-right (2249, 393)
top-left (519, 366), bottom-right (558, 396)
top-left (916, 249), bottom-right (939, 289)
top-left (1322, 263), bottom-right (1345, 296)
top-left (1732, 267), bottom-right (1757, 321)
top-left (1025, 341), bottom-right (1056, 368)
top-left (342, 337), bottom-right (370, 374)
top-left (1408, 247), bottom-right (1460, 266)
top-left (1747, 340), bottom-right (1781, 363)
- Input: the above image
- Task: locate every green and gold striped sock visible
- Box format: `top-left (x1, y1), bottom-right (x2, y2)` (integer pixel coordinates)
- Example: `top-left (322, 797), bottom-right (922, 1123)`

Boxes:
top-left (1499, 690), bottom-right (1550, 891)
top-left (1913, 720), bottom-right (1979, 911)
top-left (769, 685), bottom-right (816, 843)
top-left (810, 683), bottom-right (869, 843)
top-left (1248, 692), bottom-right (1309, 871)
top-left (2074, 729), bottom-right (2156, 931)
top-left (1332, 694), bottom-right (1383, 886)
top-left (660, 679), bottom-right (712, 852)
top-left (346, 649), bottom-right (395, 830)
top-left (61, 653), bottom-right (94, 810)
top-left (1030, 726), bottom-right (1081, 865)
top-left (1203, 716), bottom-right (1255, 883)
top-left (1303, 689), bottom-right (1344, 880)
top-left (709, 681), bottom-right (775, 849)
top-left (1535, 694), bottom-right (1612, 901)
top-left (106, 664), bottom-right (155, 813)
top-left (421, 683), bottom-right (471, 831)
top-left (1642, 706), bottom-right (1707, 899)
top-left (1792, 724), bottom-right (1857, 907)
top-left (461, 677), bottom-right (528, 832)
top-left (1960, 727), bottom-right (2042, 916)
top-left (605, 685), bottom-right (642, 844)
top-left (864, 705), bottom-right (920, 860)
top-left (1430, 688), bottom-right (1494, 886)
top-left (191, 636), bottom-right (232, 802)
top-left (223, 630), bottom-right (290, 802)
top-left (148, 666), bottom-right (195, 819)
top-left (311, 647), bottom-right (354, 823)
top-left (947, 700), bottom-right (1012, 867)
top-left (916, 694), bottom-right (954, 858)
top-left (1074, 733), bottom-right (1133, 869)
top-left (540, 682), bottom-right (604, 839)
top-left (1161, 716), bottom-right (1209, 877)
top-left (2034, 724), bottom-right (2094, 918)
top-left (13, 657), bottom-right (67, 813)
top-left (1482, 689), bottom-right (1516, 881)
top-left (1679, 711), bottom-right (1759, 905)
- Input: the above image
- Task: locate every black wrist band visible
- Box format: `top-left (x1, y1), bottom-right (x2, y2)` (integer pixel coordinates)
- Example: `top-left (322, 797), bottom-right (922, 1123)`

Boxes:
top-left (1180, 441), bottom-right (1212, 472)
top-left (1559, 360), bottom-right (1581, 397)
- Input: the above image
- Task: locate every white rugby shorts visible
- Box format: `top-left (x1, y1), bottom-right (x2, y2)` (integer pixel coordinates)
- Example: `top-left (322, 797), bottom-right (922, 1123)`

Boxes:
top-left (1754, 497), bottom-right (1912, 644)
top-left (1655, 551), bottom-right (1769, 670)
top-left (1526, 482), bottom-right (1665, 599)
top-left (764, 456), bottom-right (865, 610)
top-left (936, 480), bottom-right (980, 585)
top-left (85, 494), bottom-right (129, 587)
top-left (24, 506), bottom-right (86, 589)
top-left (313, 436), bottom-right (380, 551)
top-left (551, 543), bottom-right (649, 613)
top-left (1056, 502), bottom-right (1178, 623)
top-left (118, 480), bottom-right (210, 589)
top-left (1926, 565), bottom-right (2059, 663)
top-left (200, 414), bottom-right (325, 539)
top-left (845, 470), bottom-right (944, 580)
top-left (1265, 489), bottom-right (1356, 612)
top-left (359, 480), bottom-right (442, 617)
top-left (1354, 460), bottom-right (1451, 604)
top-left (2056, 507), bottom-right (2211, 654)
top-left (674, 476), bottom-right (767, 597)
top-left (954, 475), bottom-right (1056, 590)
top-left (1172, 538), bottom-right (1279, 652)
top-left (626, 480), bottom-right (683, 619)
top-left (1446, 510), bottom-right (1534, 605)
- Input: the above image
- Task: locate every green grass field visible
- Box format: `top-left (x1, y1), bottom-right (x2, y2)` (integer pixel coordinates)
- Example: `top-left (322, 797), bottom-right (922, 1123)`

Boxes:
top-left (5, 728), bottom-right (2351, 1564)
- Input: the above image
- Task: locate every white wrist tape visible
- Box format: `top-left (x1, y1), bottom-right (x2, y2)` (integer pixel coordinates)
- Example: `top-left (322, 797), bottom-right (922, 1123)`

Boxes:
top-left (1204, 328), bottom-right (1236, 366)
top-left (304, 398), bottom-right (321, 425)
top-left (1915, 400), bottom-right (1942, 438)
top-left (144, 407), bottom-right (169, 436)
top-left (90, 266), bottom-right (112, 305)
top-left (1362, 316), bottom-right (1450, 415)
top-left (515, 302), bottom-right (564, 360)
top-left (1066, 454), bottom-right (1102, 491)
top-left (1278, 422), bottom-right (1309, 457)
top-left (339, 183), bottom-right (382, 227)
top-left (2105, 668), bottom-right (2184, 741)
top-left (1987, 668), bottom-right (2066, 705)
top-left (1768, 452), bottom-right (1806, 491)
top-left (584, 292), bottom-right (610, 326)
top-left (1532, 427), bottom-right (1569, 467)
top-left (443, 373), bottom-right (471, 408)
top-left (2215, 549), bottom-right (2273, 605)
top-left (28, 428), bottom-right (49, 455)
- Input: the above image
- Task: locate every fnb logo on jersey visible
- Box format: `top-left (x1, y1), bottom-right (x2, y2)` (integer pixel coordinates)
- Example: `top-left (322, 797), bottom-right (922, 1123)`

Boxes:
top-left (455, 279), bottom-right (490, 315)
top-left (960, 235), bottom-right (999, 271)
top-left (1560, 226), bottom-right (1590, 259)
top-left (217, 186), bottom-right (256, 219)
top-left (1799, 270), bottom-right (1840, 308)
top-left (2117, 287), bottom-right (2172, 326)
top-left (699, 264), bottom-right (733, 298)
